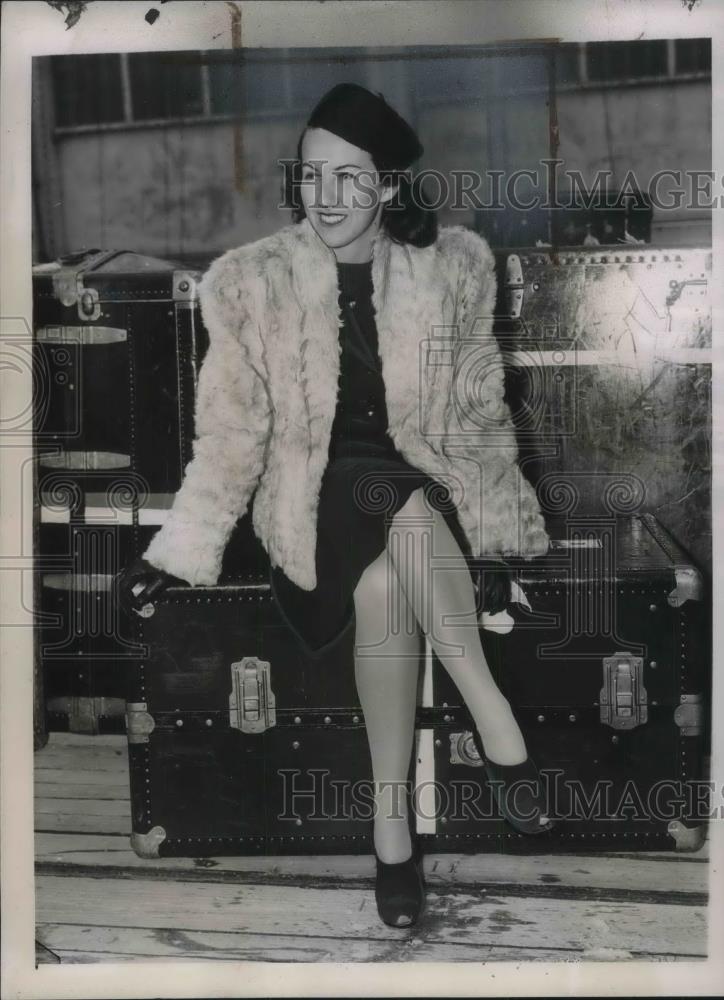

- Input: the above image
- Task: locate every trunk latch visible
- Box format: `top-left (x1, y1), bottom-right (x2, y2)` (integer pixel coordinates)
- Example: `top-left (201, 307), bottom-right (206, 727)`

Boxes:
top-left (229, 657), bottom-right (276, 734)
top-left (600, 652), bottom-right (647, 730)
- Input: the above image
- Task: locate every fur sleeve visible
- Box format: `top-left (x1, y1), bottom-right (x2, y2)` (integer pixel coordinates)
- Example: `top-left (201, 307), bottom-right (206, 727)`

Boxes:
top-left (442, 228), bottom-right (550, 559)
top-left (142, 250), bottom-right (272, 585)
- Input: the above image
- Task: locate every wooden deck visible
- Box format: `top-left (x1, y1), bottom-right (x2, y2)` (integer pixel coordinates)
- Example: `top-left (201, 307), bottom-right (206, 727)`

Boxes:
top-left (34, 733), bottom-right (710, 964)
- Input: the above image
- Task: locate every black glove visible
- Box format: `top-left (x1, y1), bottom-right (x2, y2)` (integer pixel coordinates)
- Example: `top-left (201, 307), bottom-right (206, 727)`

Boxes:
top-left (114, 557), bottom-right (180, 617)
top-left (478, 561), bottom-right (512, 616)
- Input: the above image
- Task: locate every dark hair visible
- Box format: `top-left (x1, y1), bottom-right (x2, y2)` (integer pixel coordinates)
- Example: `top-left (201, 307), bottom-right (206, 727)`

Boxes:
top-left (282, 128), bottom-right (438, 248)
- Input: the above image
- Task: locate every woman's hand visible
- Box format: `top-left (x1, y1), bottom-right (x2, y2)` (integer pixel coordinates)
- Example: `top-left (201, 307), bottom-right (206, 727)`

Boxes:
top-left (478, 561), bottom-right (512, 616)
top-left (114, 557), bottom-right (180, 616)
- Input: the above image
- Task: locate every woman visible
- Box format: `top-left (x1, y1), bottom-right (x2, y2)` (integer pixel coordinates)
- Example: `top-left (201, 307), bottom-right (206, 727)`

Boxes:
top-left (118, 83), bottom-right (554, 928)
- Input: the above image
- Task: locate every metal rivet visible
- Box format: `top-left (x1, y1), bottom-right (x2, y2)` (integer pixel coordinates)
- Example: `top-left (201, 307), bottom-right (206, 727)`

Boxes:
top-left (205, 718), bottom-right (213, 727)
top-left (650, 661), bottom-right (657, 669)
top-left (434, 739), bottom-right (442, 748)
top-left (443, 714), bottom-right (452, 723)
top-left (292, 740), bottom-right (300, 750)
top-left (295, 818), bottom-right (302, 826)
top-left (440, 816), bottom-right (448, 824)
top-left (568, 714), bottom-right (576, 722)
top-left (352, 715), bottom-right (360, 724)
top-left (611, 735), bottom-right (619, 744)
top-left (294, 716), bottom-right (301, 724)
top-left (649, 604), bottom-right (657, 612)
top-left (537, 714), bottom-right (545, 722)
top-left (324, 716), bottom-right (332, 725)
top-left (178, 280), bottom-right (190, 292)
top-left (175, 719), bottom-right (183, 727)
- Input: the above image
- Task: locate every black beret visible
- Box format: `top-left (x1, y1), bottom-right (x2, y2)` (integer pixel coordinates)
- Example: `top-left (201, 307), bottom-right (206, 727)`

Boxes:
top-left (306, 83), bottom-right (423, 171)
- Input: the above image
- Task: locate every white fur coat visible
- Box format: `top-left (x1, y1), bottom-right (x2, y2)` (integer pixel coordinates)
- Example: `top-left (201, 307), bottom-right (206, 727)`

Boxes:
top-left (143, 217), bottom-right (550, 589)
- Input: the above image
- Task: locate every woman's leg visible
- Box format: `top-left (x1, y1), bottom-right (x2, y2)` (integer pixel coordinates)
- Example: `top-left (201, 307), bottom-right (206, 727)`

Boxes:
top-left (353, 544), bottom-right (422, 864)
top-left (386, 487), bottom-right (531, 770)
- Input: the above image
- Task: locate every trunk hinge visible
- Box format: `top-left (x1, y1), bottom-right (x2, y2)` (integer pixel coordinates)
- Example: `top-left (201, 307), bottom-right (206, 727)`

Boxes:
top-left (504, 253), bottom-right (524, 318)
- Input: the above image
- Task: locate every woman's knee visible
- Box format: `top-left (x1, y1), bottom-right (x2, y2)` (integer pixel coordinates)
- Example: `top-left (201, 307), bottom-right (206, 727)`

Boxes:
top-left (354, 547), bottom-right (395, 607)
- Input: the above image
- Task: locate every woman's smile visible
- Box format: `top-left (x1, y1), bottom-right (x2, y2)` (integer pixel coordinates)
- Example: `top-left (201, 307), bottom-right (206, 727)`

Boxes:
top-left (318, 211), bottom-right (348, 227)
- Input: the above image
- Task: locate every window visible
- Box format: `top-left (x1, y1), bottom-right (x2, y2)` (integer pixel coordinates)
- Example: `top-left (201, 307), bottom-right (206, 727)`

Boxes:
top-left (51, 54), bottom-right (124, 127)
top-left (208, 59), bottom-right (285, 116)
top-left (128, 52), bottom-right (205, 121)
top-left (554, 45), bottom-right (581, 88)
top-left (411, 49), bottom-right (549, 103)
top-left (206, 52), bottom-right (367, 117)
top-left (675, 38), bottom-right (711, 75)
top-left (47, 40), bottom-right (711, 133)
top-left (552, 38), bottom-right (710, 88)
top-left (412, 56), bottom-right (487, 101)
top-left (586, 40), bottom-right (668, 81)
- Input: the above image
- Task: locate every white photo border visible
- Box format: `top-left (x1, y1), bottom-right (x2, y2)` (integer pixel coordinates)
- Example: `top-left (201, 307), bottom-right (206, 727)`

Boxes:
top-left (2, 1), bottom-right (723, 996)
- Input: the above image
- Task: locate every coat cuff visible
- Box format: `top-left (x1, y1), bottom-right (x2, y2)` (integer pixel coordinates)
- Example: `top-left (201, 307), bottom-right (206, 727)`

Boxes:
top-left (141, 513), bottom-right (227, 587)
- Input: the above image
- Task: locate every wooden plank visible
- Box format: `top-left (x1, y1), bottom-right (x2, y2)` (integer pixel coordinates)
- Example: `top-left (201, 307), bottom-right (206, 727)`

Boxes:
top-left (41, 734), bottom-right (129, 749)
top-left (35, 833), bottom-right (131, 854)
top-left (33, 752), bottom-right (128, 774)
top-left (35, 768), bottom-right (129, 787)
top-left (33, 833), bottom-right (709, 897)
top-left (36, 860), bottom-right (707, 909)
top-left (35, 924), bottom-right (579, 964)
top-left (35, 815), bottom-right (131, 835)
top-left (35, 798), bottom-right (130, 818)
top-left (35, 783), bottom-right (129, 800)
top-left (35, 874), bottom-right (708, 958)
top-left (35, 939), bottom-right (61, 965)
top-left (36, 737), bottom-right (126, 752)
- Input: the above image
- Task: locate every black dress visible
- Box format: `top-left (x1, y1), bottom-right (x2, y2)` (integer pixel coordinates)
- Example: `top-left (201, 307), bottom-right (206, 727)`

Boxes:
top-left (269, 258), bottom-right (470, 658)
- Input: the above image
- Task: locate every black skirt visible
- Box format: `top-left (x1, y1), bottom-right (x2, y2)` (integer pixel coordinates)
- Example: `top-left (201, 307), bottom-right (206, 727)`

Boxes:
top-left (268, 258), bottom-right (472, 658)
top-left (269, 446), bottom-right (471, 658)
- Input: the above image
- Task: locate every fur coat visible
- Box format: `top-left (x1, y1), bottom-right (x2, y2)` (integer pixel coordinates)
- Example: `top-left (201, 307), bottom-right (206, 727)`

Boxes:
top-left (142, 217), bottom-right (550, 590)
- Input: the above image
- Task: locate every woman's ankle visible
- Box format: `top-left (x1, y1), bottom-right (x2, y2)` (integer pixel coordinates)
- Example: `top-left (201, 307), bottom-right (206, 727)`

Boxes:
top-left (472, 698), bottom-right (528, 766)
top-left (373, 816), bottom-right (412, 864)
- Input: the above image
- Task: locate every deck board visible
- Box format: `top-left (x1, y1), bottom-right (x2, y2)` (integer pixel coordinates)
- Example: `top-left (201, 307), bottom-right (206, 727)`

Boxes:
top-left (35, 832), bottom-right (708, 899)
top-left (34, 874), bottom-right (707, 961)
top-left (34, 924), bottom-right (578, 964)
top-left (33, 731), bottom-right (712, 964)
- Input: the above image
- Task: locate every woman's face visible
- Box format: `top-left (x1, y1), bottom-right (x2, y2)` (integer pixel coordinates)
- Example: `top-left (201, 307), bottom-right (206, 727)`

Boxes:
top-left (299, 127), bottom-right (396, 263)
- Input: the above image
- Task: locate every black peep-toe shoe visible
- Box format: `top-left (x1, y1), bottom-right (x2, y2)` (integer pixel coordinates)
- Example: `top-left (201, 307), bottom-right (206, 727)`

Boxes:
top-left (471, 729), bottom-right (556, 836)
top-left (375, 842), bottom-right (425, 928)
